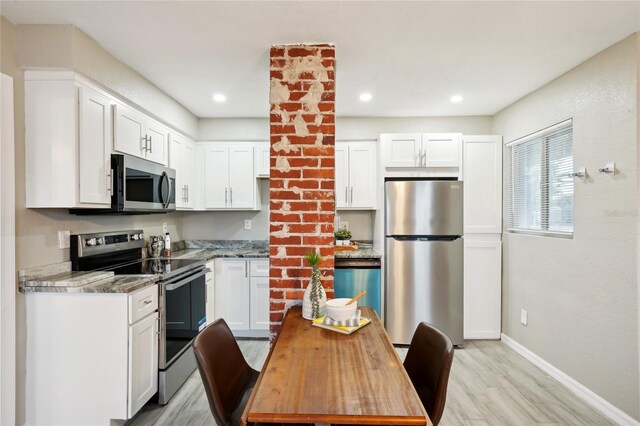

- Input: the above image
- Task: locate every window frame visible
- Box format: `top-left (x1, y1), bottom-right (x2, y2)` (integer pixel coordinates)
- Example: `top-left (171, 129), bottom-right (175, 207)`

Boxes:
top-left (506, 119), bottom-right (574, 239)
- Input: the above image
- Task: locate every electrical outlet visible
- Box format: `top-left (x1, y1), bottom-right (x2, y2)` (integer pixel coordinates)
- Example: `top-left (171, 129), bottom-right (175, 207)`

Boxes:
top-left (520, 309), bottom-right (528, 326)
top-left (58, 230), bottom-right (71, 250)
top-left (342, 221), bottom-right (349, 230)
top-left (162, 222), bottom-right (168, 234)
top-left (244, 219), bottom-right (252, 230)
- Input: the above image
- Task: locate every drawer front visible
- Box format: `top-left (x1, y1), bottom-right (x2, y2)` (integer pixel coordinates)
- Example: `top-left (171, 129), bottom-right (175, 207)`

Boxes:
top-left (129, 284), bottom-right (159, 324)
top-left (250, 260), bottom-right (269, 277)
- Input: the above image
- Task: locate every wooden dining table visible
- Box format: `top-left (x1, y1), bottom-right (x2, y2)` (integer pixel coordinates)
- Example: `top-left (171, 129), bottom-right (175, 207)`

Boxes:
top-left (241, 306), bottom-right (431, 425)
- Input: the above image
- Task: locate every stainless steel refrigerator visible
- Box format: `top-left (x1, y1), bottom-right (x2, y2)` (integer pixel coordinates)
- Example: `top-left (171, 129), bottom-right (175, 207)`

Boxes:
top-left (385, 179), bottom-right (463, 346)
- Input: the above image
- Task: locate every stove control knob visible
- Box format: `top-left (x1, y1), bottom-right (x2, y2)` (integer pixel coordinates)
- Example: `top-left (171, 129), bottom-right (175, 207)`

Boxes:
top-left (130, 234), bottom-right (139, 241)
top-left (85, 238), bottom-right (97, 247)
top-left (96, 237), bottom-right (104, 246)
top-left (137, 233), bottom-right (144, 240)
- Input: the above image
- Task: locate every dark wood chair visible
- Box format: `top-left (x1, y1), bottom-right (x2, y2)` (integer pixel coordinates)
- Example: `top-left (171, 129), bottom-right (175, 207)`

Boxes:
top-left (403, 322), bottom-right (455, 426)
top-left (192, 318), bottom-right (259, 426)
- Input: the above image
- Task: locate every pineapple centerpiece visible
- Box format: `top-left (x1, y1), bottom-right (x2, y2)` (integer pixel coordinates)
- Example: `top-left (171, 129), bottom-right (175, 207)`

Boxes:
top-left (302, 250), bottom-right (328, 320)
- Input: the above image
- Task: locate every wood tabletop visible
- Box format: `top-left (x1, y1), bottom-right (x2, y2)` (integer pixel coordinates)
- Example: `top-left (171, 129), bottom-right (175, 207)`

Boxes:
top-left (242, 306), bottom-right (431, 425)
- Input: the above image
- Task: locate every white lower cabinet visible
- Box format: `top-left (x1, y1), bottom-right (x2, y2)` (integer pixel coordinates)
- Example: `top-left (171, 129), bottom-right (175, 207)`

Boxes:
top-left (463, 236), bottom-right (502, 339)
top-left (128, 311), bottom-right (159, 418)
top-left (25, 284), bottom-right (159, 425)
top-left (214, 258), bottom-right (269, 336)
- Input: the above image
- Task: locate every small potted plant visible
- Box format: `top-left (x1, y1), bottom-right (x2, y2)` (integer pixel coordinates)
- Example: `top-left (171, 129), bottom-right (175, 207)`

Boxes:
top-left (302, 250), bottom-right (327, 320)
top-left (334, 227), bottom-right (352, 246)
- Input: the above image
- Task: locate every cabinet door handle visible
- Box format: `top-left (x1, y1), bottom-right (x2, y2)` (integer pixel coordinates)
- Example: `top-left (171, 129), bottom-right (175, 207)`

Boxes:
top-left (148, 136), bottom-right (153, 154)
top-left (107, 169), bottom-right (113, 196)
top-left (143, 299), bottom-right (152, 305)
top-left (345, 186), bottom-right (348, 205)
top-left (186, 185), bottom-right (189, 203)
top-left (230, 187), bottom-right (233, 206)
top-left (224, 187), bottom-right (228, 207)
top-left (422, 150), bottom-right (426, 167)
top-left (350, 187), bottom-right (353, 205)
top-left (416, 150), bottom-right (421, 167)
top-left (141, 136), bottom-right (147, 153)
top-left (245, 261), bottom-right (248, 278)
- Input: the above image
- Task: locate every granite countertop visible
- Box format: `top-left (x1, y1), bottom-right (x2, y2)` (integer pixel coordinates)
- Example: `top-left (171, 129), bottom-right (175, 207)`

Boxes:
top-left (171, 240), bottom-right (270, 261)
top-left (171, 240), bottom-right (380, 261)
top-left (19, 262), bottom-right (159, 294)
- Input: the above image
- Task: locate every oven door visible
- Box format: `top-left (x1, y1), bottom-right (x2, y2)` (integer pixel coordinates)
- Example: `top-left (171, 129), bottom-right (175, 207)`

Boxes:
top-left (115, 154), bottom-right (176, 212)
top-left (159, 268), bottom-right (207, 369)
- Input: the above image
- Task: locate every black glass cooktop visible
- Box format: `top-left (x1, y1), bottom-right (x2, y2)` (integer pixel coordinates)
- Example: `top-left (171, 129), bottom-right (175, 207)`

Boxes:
top-left (108, 258), bottom-right (203, 277)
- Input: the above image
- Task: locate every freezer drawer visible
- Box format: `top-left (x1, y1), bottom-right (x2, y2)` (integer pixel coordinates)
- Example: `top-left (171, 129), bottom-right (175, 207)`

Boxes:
top-left (385, 180), bottom-right (463, 236)
top-left (385, 237), bottom-right (463, 345)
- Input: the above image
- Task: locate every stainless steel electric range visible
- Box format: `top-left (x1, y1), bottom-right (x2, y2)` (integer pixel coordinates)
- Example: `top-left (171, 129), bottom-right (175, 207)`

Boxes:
top-left (71, 229), bottom-right (207, 404)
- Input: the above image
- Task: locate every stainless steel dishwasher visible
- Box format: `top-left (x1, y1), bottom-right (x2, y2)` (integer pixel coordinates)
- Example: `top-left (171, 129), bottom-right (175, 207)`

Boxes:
top-left (334, 258), bottom-right (382, 317)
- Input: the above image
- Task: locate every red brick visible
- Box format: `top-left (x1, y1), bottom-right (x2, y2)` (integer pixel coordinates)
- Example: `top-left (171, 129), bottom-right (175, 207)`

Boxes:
top-left (298, 71), bottom-right (316, 80)
top-left (270, 179), bottom-right (285, 189)
top-left (321, 49), bottom-right (335, 58)
top-left (288, 201), bottom-right (319, 211)
top-left (320, 158), bottom-right (335, 167)
top-left (270, 124), bottom-right (296, 134)
top-left (280, 102), bottom-right (305, 112)
top-left (320, 180), bottom-right (335, 190)
top-left (323, 135), bottom-right (335, 145)
top-left (288, 223), bottom-right (317, 234)
top-left (321, 92), bottom-right (335, 101)
top-left (320, 201), bottom-right (335, 211)
top-left (270, 70), bottom-right (283, 79)
top-left (288, 179), bottom-right (319, 190)
top-left (322, 59), bottom-right (335, 68)
top-left (318, 102), bottom-right (335, 112)
top-left (285, 290), bottom-right (305, 300)
top-left (271, 301), bottom-right (285, 311)
top-left (285, 246), bottom-right (317, 256)
top-left (270, 268), bottom-right (282, 278)
top-left (270, 58), bottom-right (286, 68)
top-left (287, 47), bottom-right (318, 57)
top-left (270, 290), bottom-right (284, 299)
top-left (287, 158), bottom-right (319, 168)
top-left (270, 47), bottom-right (285, 57)
top-left (302, 168), bottom-right (334, 179)
top-left (271, 190), bottom-right (301, 201)
top-left (288, 135), bottom-right (318, 145)
top-left (270, 312), bottom-right (284, 323)
top-left (303, 236), bottom-right (334, 246)
top-left (302, 213), bottom-right (334, 223)
top-left (287, 268), bottom-right (313, 279)
top-left (270, 212), bottom-right (301, 222)
top-left (270, 169), bottom-right (301, 179)
top-left (289, 91), bottom-right (307, 102)
top-left (271, 235), bottom-right (302, 245)
top-left (303, 190), bottom-right (334, 200)
top-left (270, 257), bottom-right (303, 267)
top-left (303, 146), bottom-right (334, 157)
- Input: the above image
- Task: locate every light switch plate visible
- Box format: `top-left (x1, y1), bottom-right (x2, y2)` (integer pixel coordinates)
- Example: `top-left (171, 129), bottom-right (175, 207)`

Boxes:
top-left (520, 309), bottom-right (528, 326)
top-left (244, 219), bottom-right (252, 230)
top-left (342, 221), bottom-right (349, 230)
top-left (162, 222), bottom-right (168, 234)
top-left (58, 230), bottom-right (71, 250)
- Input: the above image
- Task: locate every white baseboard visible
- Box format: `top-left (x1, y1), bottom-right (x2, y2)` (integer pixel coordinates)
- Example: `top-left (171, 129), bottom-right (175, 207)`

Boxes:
top-left (501, 333), bottom-right (639, 426)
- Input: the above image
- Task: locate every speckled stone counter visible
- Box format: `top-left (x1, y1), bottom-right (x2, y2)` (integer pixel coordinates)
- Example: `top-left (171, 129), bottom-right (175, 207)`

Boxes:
top-left (19, 262), bottom-right (159, 294)
top-left (335, 241), bottom-right (381, 259)
top-left (171, 240), bottom-right (380, 261)
top-left (171, 240), bottom-right (269, 261)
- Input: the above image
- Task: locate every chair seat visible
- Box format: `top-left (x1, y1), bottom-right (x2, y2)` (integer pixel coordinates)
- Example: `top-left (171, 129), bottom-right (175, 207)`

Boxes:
top-left (229, 368), bottom-right (260, 426)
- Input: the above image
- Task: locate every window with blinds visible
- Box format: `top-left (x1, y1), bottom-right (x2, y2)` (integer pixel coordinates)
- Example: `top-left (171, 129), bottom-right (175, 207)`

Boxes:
top-left (506, 119), bottom-right (573, 237)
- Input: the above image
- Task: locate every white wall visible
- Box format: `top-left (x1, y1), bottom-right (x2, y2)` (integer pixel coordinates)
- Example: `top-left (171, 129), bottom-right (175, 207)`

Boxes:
top-left (493, 34), bottom-right (639, 421)
top-left (198, 116), bottom-right (492, 240)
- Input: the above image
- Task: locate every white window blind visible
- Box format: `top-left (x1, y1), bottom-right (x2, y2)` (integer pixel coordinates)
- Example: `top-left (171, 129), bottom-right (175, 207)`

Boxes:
top-left (506, 119), bottom-right (573, 237)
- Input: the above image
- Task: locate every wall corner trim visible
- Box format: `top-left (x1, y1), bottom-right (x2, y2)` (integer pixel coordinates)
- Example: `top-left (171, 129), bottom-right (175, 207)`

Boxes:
top-left (501, 333), bottom-right (640, 426)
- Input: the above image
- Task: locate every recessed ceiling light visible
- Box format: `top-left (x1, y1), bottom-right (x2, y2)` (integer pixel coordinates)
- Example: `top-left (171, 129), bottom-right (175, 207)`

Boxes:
top-left (450, 95), bottom-right (463, 103)
top-left (213, 93), bottom-right (226, 103)
top-left (359, 93), bottom-right (372, 102)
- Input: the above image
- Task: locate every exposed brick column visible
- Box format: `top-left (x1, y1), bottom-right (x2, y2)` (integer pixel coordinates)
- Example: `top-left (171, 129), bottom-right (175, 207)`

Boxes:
top-left (269, 44), bottom-right (336, 339)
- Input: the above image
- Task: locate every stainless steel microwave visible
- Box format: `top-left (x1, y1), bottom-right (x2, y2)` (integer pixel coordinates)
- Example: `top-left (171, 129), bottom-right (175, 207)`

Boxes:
top-left (71, 154), bottom-right (176, 215)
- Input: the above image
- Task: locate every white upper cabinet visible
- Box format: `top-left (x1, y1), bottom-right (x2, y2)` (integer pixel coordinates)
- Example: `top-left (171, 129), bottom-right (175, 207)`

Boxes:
top-left (335, 141), bottom-right (376, 210)
top-left (382, 133), bottom-right (461, 169)
top-left (25, 71), bottom-right (113, 208)
top-left (169, 133), bottom-right (196, 209)
top-left (462, 135), bottom-right (503, 234)
top-left (202, 142), bottom-right (257, 210)
top-left (423, 133), bottom-right (461, 167)
top-left (114, 104), bottom-right (169, 166)
top-left (254, 142), bottom-right (270, 178)
top-left (381, 133), bottom-right (422, 167)
top-left (78, 86), bottom-right (113, 205)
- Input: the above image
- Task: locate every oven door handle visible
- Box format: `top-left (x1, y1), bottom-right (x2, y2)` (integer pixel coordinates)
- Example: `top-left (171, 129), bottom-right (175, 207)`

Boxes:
top-left (164, 269), bottom-right (206, 291)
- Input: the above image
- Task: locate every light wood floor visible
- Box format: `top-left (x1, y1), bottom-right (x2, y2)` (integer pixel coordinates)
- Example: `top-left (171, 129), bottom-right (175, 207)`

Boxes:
top-left (128, 340), bottom-right (613, 426)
